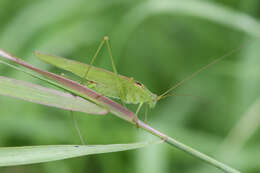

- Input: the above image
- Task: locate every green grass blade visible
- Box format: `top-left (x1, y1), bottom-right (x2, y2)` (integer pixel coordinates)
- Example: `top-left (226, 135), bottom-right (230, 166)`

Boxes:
top-left (0, 76), bottom-right (106, 114)
top-left (0, 141), bottom-right (161, 167)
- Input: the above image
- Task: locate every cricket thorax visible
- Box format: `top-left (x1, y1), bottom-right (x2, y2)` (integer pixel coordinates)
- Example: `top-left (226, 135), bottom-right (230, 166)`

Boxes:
top-left (122, 80), bottom-right (157, 108)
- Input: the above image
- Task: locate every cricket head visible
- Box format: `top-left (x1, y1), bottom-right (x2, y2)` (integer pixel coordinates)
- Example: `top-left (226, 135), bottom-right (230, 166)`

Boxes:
top-left (133, 80), bottom-right (157, 108)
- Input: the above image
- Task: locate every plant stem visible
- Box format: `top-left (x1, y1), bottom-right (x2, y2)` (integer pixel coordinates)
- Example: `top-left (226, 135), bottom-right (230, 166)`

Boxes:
top-left (136, 120), bottom-right (241, 173)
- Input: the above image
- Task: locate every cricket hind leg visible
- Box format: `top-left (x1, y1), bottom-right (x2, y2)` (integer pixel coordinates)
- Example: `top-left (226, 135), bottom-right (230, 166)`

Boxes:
top-left (70, 111), bottom-right (86, 145)
top-left (104, 36), bottom-right (126, 101)
top-left (80, 37), bottom-right (106, 85)
top-left (80, 36), bottom-right (126, 102)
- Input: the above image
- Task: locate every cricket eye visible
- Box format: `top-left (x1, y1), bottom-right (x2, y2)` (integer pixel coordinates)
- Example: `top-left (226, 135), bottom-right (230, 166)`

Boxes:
top-left (135, 81), bottom-right (143, 87)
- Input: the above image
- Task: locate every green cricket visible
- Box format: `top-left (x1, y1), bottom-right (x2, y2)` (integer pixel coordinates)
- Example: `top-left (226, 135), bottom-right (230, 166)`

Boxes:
top-left (35, 36), bottom-right (160, 117)
top-left (35, 36), bottom-right (242, 117)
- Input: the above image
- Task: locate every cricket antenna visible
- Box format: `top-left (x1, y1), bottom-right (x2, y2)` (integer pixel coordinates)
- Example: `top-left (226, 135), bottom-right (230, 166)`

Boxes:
top-left (157, 44), bottom-right (246, 101)
top-left (158, 93), bottom-right (206, 101)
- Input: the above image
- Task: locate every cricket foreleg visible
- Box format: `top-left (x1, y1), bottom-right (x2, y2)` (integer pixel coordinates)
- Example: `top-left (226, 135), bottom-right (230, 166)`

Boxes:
top-left (144, 104), bottom-right (148, 123)
top-left (134, 102), bottom-right (143, 128)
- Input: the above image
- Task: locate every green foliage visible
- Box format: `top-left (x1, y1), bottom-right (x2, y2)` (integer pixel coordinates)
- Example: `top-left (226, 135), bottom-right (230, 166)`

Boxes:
top-left (0, 142), bottom-right (158, 167)
top-left (0, 0), bottom-right (259, 172)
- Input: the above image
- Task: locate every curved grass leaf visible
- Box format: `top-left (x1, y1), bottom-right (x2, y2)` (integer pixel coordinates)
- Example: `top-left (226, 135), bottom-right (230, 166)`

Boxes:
top-left (0, 76), bottom-right (107, 114)
top-left (113, 0), bottom-right (260, 57)
top-left (0, 141), bottom-right (161, 167)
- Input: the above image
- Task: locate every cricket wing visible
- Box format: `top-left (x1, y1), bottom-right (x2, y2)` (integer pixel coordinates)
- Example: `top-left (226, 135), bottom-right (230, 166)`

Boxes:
top-left (35, 51), bottom-right (126, 99)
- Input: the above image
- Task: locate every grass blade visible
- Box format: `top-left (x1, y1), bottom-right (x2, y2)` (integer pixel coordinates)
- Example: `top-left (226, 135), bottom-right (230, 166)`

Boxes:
top-left (0, 76), bottom-right (107, 114)
top-left (0, 141), bottom-right (160, 167)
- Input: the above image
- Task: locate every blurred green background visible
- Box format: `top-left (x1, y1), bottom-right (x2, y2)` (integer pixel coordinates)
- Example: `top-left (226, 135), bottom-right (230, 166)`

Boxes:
top-left (0, 0), bottom-right (260, 172)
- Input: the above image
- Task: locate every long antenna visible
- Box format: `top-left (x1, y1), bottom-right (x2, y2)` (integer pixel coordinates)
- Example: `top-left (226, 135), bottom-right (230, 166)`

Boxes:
top-left (157, 44), bottom-right (246, 101)
top-left (158, 93), bottom-right (207, 100)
